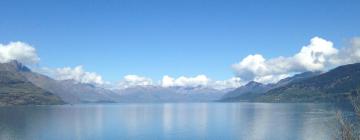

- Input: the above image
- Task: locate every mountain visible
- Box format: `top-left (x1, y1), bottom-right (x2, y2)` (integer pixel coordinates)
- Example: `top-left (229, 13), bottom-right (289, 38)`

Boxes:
top-left (113, 86), bottom-right (227, 102)
top-left (220, 81), bottom-right (273, 101)
top-left (220, 71), bottom-right (322, 102)
top-left (0, 61), bottom-right (64, 106)
top-left (274, 71), bottom-right (322, 88)
top-left (0, 60), bottom-right (120, 104)
top-left (113, 86), bottom-right (184, 102)
top-left (172, 86), bottom-right (228, 101)
top-left (15, 60), bottom-right (225, 103)
top-left (256, 63), bottom-right (360, 102)
top-left (3, 61), bottom-right (227, 104)
top-left (24, 72), bottom-right (226, 103)
top-left (22, 72), bottom-right (121, 104)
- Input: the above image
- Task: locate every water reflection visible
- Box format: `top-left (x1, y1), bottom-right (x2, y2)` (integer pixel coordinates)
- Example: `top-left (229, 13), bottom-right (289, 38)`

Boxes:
top-left (0, 103), bottom-right (338, 140)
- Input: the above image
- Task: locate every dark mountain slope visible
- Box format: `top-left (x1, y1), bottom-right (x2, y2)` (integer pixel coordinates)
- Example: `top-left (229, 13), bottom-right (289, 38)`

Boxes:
top-left (220, 81), bottom-right (273, 101)
top-left (221, 71), bottom-right (321, 102)
top-left (274, 71), bottom-right (322, 88)
top-left (0, 61), bottom-right (64, 106)
top-left (257, 63), bottom-right (360, 102)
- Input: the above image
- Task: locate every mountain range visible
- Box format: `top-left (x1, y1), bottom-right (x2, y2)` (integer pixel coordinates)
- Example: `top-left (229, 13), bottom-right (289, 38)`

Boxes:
top-left (1, 61), bottom-right (360, 105)
top-left (0, 61), bottom-right (227, 105)
top-left (114, 86), bottom-right (227, 102)
top-left (221, 63), bottom-right (360, 103)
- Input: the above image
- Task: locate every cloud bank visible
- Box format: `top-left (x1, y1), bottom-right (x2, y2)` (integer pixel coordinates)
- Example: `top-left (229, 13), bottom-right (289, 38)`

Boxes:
top-left (0, 42), bottom-right (40, 65)
top-left (115, 75), bottom-right (243, 90)
top-left (232, 37), bottom-right (360, 83)
top-left (52, 66), bottom-right (105, 85)
top-left (117, 75), bottom-right (154, 89)
top-left (161, 75), bottom-right (210, 87)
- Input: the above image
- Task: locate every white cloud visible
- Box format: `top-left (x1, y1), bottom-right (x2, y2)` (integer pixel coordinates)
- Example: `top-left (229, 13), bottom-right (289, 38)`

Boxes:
top-left (52, 66), bottom-right (105, 85)
top-left (211, 77), bottom-right (244, 90)
top-left (232, 36), bottom-right (360, 84)
top-left (334, 37), bottom-right (360, 65)
top-left (0, 41), bottom-right (40, 65)
top-left (161, 75), bottom-right (243, 90)
top-left (293, 37), bottom-right (338, 71)
top-left (232, 54), bottom-right (295, 83)
top-left (161, 75), bottom-right (175, 87)
top-left (117, 75), bottom-right (153, 89)
top-left (161, 75), bottom-right (210, 87)
top-left (114, 75), bottom-right (243, 90)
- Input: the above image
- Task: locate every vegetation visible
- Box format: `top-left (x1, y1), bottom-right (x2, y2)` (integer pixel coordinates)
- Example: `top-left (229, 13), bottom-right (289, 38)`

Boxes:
top-left (337, 89), bottom-right (360, 140)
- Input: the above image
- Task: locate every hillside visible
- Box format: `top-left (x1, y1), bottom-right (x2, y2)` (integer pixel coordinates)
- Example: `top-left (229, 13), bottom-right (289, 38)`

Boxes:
top-left (0, 61), bottom-right (64, 106)
top-left (220, 81), bottom-right (273, 101)
top-left (221, 71), bottom-right (321, 102)
top-left (256, 63), bottom-right (360, 102)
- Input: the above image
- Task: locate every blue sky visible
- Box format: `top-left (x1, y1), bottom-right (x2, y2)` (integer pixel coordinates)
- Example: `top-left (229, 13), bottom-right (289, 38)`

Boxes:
top-left (0, 0), bottom-right (359, 82)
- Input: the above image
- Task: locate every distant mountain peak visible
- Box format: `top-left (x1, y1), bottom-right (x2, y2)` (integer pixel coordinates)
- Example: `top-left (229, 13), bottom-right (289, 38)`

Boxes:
top-left (274, 71), bottom-right (322, 88)
top-left (245, 81), bottom-right (263, 87)
top-left (59, 79), bottom-right (99, 88)
top-left (294, 71), bottom-right (322, 78)
top-left (11, 60), bottom-right (31, 72)
top-left (0, 60), bottom-right (31, 72)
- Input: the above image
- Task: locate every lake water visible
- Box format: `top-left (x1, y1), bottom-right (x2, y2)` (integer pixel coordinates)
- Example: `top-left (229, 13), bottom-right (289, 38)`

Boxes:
top-left (0, 103), bottom-right (340, 140)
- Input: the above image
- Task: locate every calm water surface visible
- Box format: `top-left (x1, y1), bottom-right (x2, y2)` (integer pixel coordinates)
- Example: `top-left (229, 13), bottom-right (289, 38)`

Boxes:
top-left (0, 103), bottom-right (339, 140)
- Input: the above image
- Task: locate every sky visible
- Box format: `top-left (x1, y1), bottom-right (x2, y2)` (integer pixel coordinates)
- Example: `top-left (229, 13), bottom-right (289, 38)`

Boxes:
top-left (0, 0), bottom-right (360, 89)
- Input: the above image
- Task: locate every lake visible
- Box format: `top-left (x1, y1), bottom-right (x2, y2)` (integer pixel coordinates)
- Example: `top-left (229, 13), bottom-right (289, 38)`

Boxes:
top-left (0, 103), bottom-right (341, 140)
